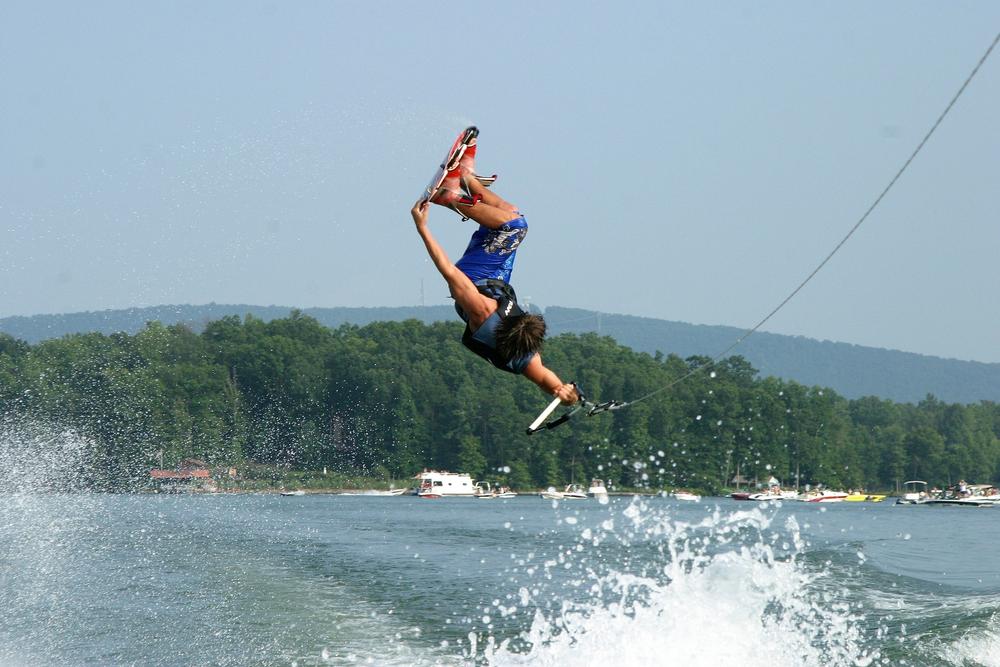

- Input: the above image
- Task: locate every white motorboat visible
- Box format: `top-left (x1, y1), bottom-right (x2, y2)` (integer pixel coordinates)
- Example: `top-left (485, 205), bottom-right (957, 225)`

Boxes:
top-left (355, 487), bottom-right (408, 496)
top-left (743, 477), bottom-right (798, 501)
top-left (795, 489), bottom-right (849, 503)
top-left (588, 479), bottom-right (609, 498)
top-left (747, 484), bottom-right (798, 501)
top-left (895, 480), bottom-right (930, 505)
top-left (412, 470), bottom-right (476, 497)
top-left (925, 497), bottom-right (995, 507)
top-left (542, 484), bottom-right (589, 500)
top-left (279, 490), bottom-right (306, 496)
top-left (925, 484), bottom-right (998, 507)
top-left (672, 491), bottom-right (701, 501)
top-left (337, 488), bottom-right (411, 496)
top-left (475, 481), bottom-right (518, 499)
top-left (749, 490), bottom-right (799, 501)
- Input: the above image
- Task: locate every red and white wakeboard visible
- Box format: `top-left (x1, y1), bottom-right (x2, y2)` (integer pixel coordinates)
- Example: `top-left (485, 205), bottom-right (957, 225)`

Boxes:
top-left (420, 126), bottom-right (479, 205)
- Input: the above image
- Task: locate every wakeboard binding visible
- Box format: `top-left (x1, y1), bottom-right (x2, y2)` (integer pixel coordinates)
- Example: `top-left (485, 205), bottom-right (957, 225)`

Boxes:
top-left (421, 126), bottom-right (497, 220)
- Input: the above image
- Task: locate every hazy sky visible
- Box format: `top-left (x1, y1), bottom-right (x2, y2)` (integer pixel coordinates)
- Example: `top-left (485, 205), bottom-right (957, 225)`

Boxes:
top-left (2, 2), bottom-right (999, 363)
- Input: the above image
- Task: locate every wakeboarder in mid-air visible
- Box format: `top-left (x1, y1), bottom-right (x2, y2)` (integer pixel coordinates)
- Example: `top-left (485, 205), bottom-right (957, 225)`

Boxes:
top-left (410, 127), bottom-right (579, 406)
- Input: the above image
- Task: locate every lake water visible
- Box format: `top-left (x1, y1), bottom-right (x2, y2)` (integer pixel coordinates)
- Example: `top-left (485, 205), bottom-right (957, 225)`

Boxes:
top-left (3, 488), bottom-right (1000, 666)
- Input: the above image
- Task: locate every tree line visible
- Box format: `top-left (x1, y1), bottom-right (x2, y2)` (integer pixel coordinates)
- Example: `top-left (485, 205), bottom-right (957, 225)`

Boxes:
top-left (1, 312), bottom-right (997, 493)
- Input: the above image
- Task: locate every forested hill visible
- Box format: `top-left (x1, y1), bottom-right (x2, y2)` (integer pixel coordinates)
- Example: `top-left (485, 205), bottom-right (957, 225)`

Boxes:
top-left (543, 308), bottom-right (1000, 405)
top-left (2, 303), bottom-right (997, 404)
top-left (2, 315), bottom-right (998, 494)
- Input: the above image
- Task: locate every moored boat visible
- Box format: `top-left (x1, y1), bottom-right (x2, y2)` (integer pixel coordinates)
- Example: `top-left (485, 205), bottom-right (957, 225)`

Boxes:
top-left (844, 492), bottom-right (886, 502)
top-left (925, 497), bottom-right (994, 507)
top-left (588, 479), bottom-right (609, 498)
top-left (412, 470), bottom-right (476, 497)
top-left (796, 489), bottom-right (849, 503)
top-left (735, 477), bottom-right (797, 501)
top-left (339, 488), bottom-right (408, 496)
top-left (474, 482), bottom-right (516, 499)
top-left (925, 483), bottom-right (998, 507)
top-left (749, 489), bottom-right (799, 501)
top-left (542, 484), bottom-right (588, 500)
top-left (895, 480), bottom-right (930, 505)
top-left (746, 481), bottom-right (798, 501)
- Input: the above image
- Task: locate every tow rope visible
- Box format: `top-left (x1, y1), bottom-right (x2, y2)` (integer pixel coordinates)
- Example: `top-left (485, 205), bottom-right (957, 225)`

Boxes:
top-left (525, 29), bottom-right (1000, 436)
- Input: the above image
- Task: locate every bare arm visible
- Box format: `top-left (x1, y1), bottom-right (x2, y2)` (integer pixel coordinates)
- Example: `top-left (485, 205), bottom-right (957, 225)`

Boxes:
top-left (410, 200), bottom-right (491, 322)
top-left (522, 355), bottom-right (580, 405)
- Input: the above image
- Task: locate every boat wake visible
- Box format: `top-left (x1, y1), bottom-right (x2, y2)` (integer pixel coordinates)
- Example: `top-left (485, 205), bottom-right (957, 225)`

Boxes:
top-left (483, 500), bottom-right (873, 666)
top-left (938, 618), bottom-right (1000, 667)
top-left (3, 418), bottom-right (998, 666)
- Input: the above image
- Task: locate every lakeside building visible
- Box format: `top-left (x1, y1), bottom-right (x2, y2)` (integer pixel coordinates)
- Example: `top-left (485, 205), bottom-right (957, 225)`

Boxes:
top-left (149, 458), bottom-right (216, 493)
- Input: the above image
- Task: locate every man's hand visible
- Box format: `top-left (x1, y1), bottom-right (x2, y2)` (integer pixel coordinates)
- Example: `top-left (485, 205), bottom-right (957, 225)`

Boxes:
top-left (411, 198), bottom-right (429, 229)
top-left (554, 383), bottom-right (580, 405)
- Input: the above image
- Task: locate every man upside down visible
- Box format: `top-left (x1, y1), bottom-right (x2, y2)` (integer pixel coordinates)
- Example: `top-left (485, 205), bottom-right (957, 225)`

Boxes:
top-left (410, 129), bottom-right (579, 405)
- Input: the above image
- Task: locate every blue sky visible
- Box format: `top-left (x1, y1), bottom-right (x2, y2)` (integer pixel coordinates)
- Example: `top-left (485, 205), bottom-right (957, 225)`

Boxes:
top-left (2, 1), bottom-right (998, 363)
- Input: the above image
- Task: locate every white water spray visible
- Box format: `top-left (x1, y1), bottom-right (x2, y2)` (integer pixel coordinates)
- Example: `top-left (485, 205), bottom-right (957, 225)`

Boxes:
top-left (484, 500), bottom-right (876, 666)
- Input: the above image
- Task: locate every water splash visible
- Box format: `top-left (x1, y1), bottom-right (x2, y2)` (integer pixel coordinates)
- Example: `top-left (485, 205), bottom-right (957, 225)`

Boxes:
top-left (0, 417), bottom-right (96, 493)
top-left (484, 499), bottom-right (875, 666)
top-left (0, 419), bottom-right (103, 665)
top-left (935, 613), bottom-right (1000, 667)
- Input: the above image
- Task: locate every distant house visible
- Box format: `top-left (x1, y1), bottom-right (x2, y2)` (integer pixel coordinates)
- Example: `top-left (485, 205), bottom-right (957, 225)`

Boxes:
top-left (149, 458), bottom-right (215, 493)
top-left (730, 474), bottom-right (754, 489)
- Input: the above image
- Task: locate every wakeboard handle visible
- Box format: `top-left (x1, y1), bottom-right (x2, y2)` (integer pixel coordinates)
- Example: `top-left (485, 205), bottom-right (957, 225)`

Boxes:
top-left (526, 383), bottom-right (628, 435)
top-left (525, 396), bottom-right (564, 435)
top-left (526, 381), bottom-right (584, 435)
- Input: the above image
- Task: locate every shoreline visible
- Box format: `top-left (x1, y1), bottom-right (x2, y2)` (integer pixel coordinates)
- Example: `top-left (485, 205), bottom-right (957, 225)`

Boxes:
top-left (162, 486), bottom-right (895, 500)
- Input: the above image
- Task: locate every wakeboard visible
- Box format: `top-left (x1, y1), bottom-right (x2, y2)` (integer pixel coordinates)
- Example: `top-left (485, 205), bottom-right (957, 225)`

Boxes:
top-left (420, 126), bottom-right (479, 205)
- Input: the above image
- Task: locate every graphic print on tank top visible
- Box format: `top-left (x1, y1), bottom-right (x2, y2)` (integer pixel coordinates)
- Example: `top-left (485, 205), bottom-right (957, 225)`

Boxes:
top-left (483, 226), bottom-right (526, 255)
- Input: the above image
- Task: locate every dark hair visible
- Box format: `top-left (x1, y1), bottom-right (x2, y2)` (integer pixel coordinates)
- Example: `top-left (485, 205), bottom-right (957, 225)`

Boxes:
top-left (495, 313), bottom-right (546, 360)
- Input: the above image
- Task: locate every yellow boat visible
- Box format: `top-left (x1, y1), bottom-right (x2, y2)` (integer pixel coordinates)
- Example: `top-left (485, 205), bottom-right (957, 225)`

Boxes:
top-left (844, 493), bottom-right (887, 502)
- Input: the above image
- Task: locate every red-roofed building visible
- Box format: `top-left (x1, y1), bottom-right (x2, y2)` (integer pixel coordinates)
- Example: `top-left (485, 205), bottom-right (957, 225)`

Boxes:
top-left (150, 458), bottom-right (215, 492)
